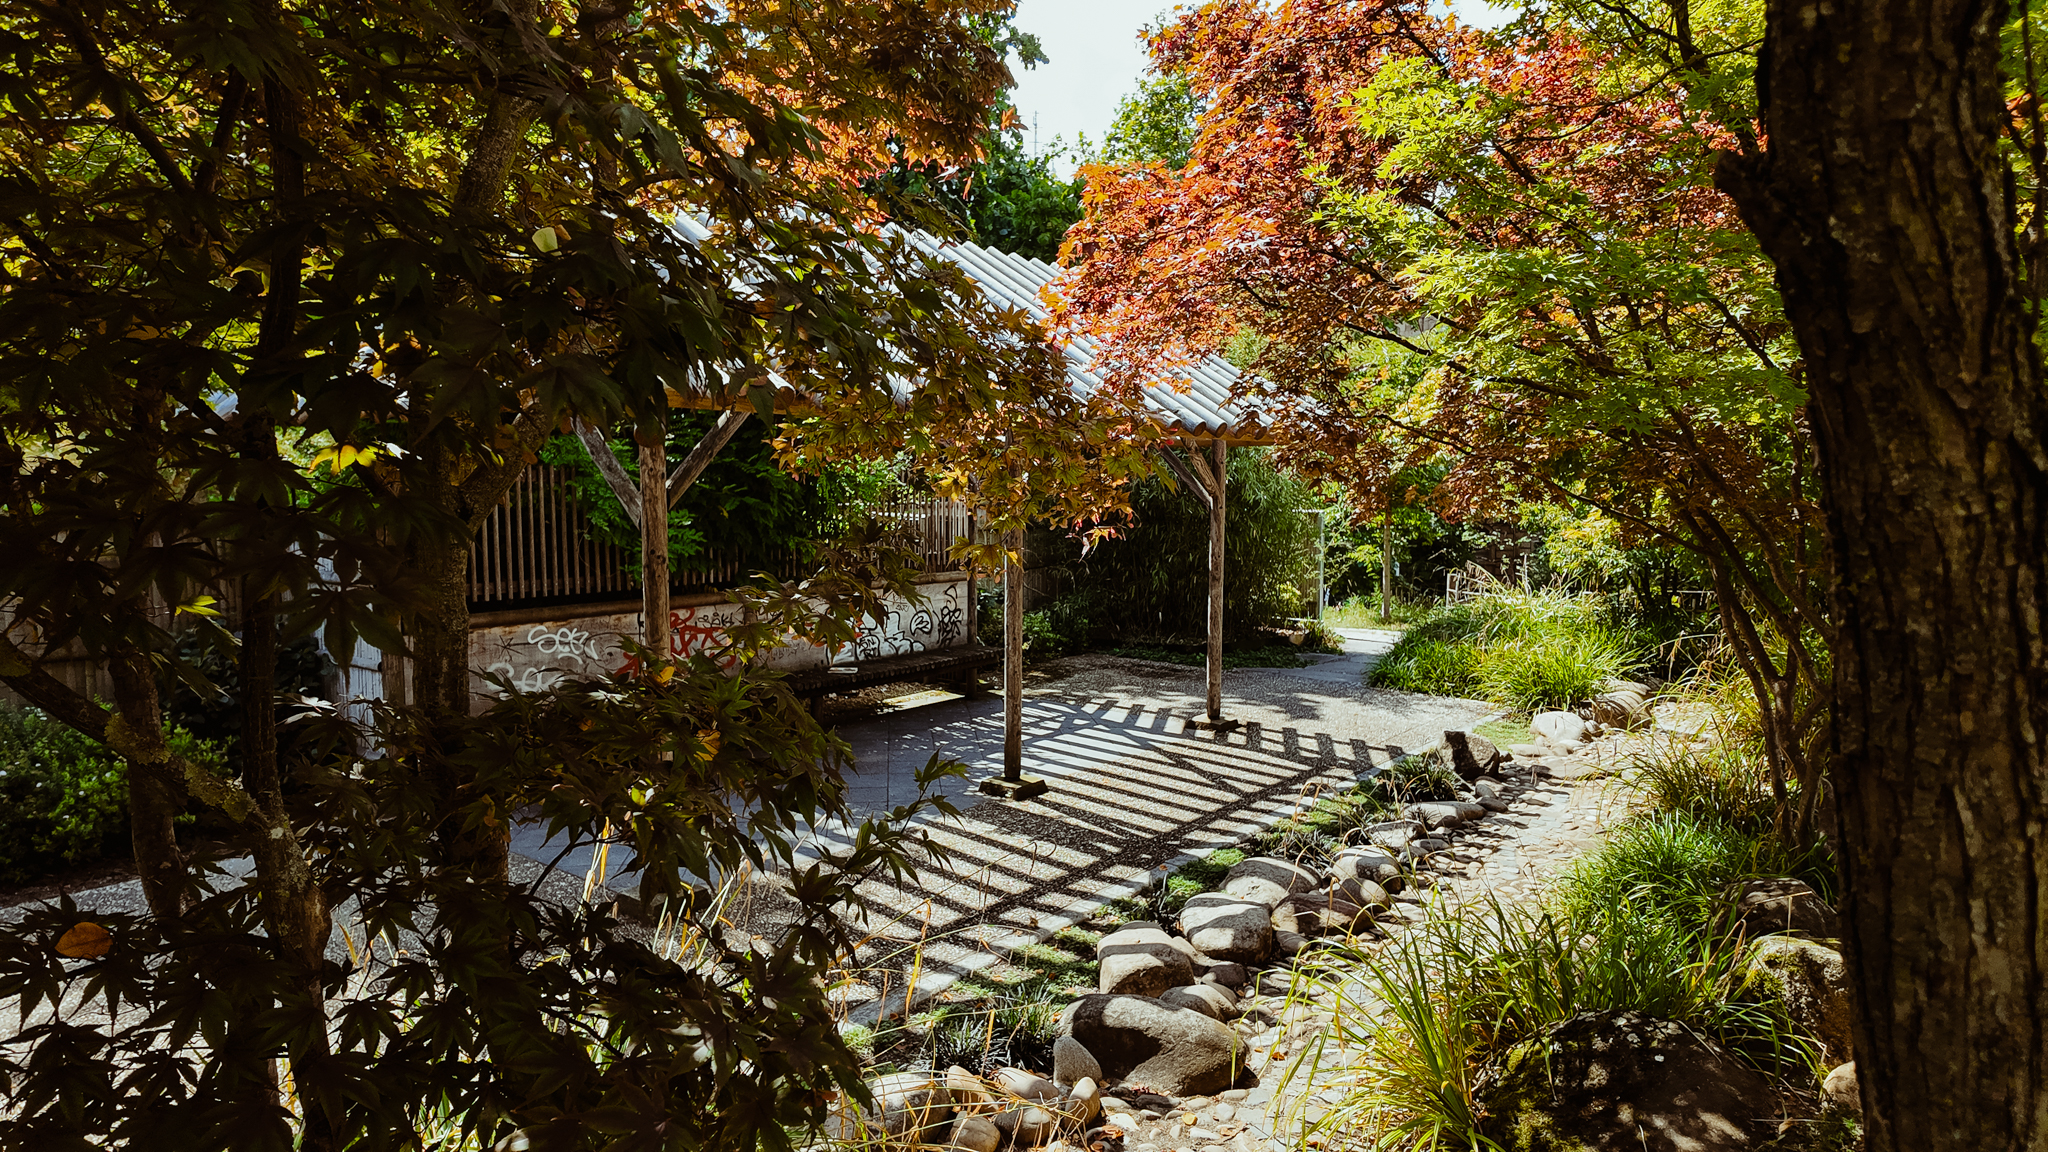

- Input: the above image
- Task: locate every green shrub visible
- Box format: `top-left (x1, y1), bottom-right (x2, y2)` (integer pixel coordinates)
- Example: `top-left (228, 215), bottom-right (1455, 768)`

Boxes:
top-left (1372, 635), bottom-right (1483, 696)
top-left (0, 705), bottom-right (129, 884)
top-left (0, 708), bottom-right (229, 885)
top-left (1473, 628), bottom-right (1633, 712)
top-left (1370, 591), bottom-right (1645, 709)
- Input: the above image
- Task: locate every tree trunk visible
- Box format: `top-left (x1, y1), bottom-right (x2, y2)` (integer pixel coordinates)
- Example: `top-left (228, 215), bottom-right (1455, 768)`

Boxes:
top-left (1380, 514), bottom-right (1393, 624)
top-left (642, 438), bottom-right (670, 655)
top-left (103, 635), bottom-right (189, 919)
top-left (1716, 0), bottom-right (2048, 1142)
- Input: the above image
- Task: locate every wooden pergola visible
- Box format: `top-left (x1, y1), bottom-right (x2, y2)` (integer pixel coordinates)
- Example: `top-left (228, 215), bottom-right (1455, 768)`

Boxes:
top-left (920, 236), bottom-right (1282, 798)
top-left (572, 225), bottom-right (1284, 801)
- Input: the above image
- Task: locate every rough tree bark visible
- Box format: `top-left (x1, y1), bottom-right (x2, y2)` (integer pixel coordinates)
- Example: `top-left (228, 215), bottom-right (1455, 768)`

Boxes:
top-left (1715, 0), bottom-right (2048, 1143)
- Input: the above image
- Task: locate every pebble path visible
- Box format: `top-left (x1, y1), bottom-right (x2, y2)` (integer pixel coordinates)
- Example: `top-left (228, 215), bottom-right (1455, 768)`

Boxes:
top-left (1067, 727), bottom-right (1661, 1152)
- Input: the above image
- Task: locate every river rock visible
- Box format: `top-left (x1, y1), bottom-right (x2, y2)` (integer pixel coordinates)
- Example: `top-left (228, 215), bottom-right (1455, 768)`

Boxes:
top-left (1059, 994), bottom-right (1249, 1096)
top-left (1363, 819), bottom-right (1425, 852)
top-left (1404, 800), bottom-right (1487, 830)
top-left (1177, 892), bottom-right (1273, 963)
top-left (1440, 730), bottom-right (1502, 779)
top-left (992, 1104), bottom-right (1057, 1146)
top-left (1159, 982), bottom-right (1238, 1020)
top-left (1726, 877), bottom-right (1841, 941)
top-left (993, 1066), bottom-right (1060, 1103)
top-left (1052, 1036), bottom-right (1103, 1088)
top-left (866, 1071), bottom-right (953, 1142)
top-left (1198, 960), bottom-right (1248, 989)
top-left (1271, 892), bottom-right (1372, 936)
top-left (1531, 711), bottom-right (1589, 744)
top-left (944, 1065), bottom-right (988, 1106)
top-left (1822, 1062), bottom-right (1860, 1117)
top-left (1095, 924), bottom-right (1196, 996)
top-left (1219, 856), bottom-right (1322, 908)
top-left (1747, 937), bottom-right (1854, 1064)
top-left (1484, 1010), bottom-right (1772, 1149)
top-left (1270, 927), bottom-right (1310, 957)
top-left (1330, 847), bottom-right (1402, 889)
top-left (948, 1114), bottom-right (1001, 1152)
top-left (1589, 687), bottom-right (1649, 730)
top-left (1065, 1075), bottom-right (1102, 1124)
top-left (1329, 875), bottom-right (1391, 910)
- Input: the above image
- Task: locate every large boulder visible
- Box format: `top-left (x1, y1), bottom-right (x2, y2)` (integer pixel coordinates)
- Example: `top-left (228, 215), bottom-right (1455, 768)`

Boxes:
top-left (1404, 800), bottom-right (1488, 830)
top-left (1726, 877), bottom-right (1841, 941)
top-left (1159, 982), bottom-right (1239, 1021)
top-left (1483, 1010), bottom-right (1773, 1150)
top-left (1059, 994), bottom-right (1248, 1096)
top-left (1271, 892), bottom-right (1372, 937)
top-left (1330, 847), bottom-right (1403, 893)
top-left (1589, 680), bottom-right (1651, 730)
top-left (1531, 710), bottom-right (1590, 744)
top-left (1441, 730), bottom-right (1502, 779)
top-left (864, 1071), bottom-right (954, 1143)
top-left (1095, 924), bottom-right (1196, 996)
top-left (1362, 819), bottom-right (1425, 853)
top-left (1177, 892), bottom-right (1274, 963)
top-left (1329, 875), bottom-right (1392, 911)
top-left (992, 1066), bottom-right (1059, 1103)
top-left (992, 1104), bottom-right (1057, 1147)
top-left (947, 1114), bottom-right (1001, 1152)
top-left (1747, 937), bottom-right (1854, 1065)
top-left (1219, 856), bottom-right (1322, 908)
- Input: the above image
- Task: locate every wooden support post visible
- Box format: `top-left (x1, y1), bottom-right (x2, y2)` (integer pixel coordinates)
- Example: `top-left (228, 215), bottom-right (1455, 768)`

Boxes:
top-left (981, 519), bottom-right (1045, 799)
top-left (641, 438), bottom-right (669, 656)
top-left (666, 410), bottom-right (749, 508)
top-left (1003, 525), bottom-right (1024, 774)
top-left (1205, 439), bottom-right (1228, 722)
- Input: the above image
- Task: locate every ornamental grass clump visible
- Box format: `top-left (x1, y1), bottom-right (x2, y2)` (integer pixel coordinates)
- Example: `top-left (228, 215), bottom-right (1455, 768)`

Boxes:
top-left (1371, 590), bottom-right (1643, 711)
top-left (1284, 805), bottom-right (1824, 1148)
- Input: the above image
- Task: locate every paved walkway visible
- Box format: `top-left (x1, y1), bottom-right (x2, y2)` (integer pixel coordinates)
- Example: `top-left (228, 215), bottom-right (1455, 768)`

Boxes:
top-left (799, 634), bottom-right (1495, 1022)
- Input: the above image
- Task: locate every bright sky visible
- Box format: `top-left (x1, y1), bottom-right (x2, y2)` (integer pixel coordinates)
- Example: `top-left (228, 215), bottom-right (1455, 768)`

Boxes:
top-left (1005, 0), bottom-right (1519, 175)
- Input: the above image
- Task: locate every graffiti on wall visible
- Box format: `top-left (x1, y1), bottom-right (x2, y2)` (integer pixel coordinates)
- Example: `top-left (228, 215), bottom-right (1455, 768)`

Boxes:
top-left (473, 576), bottom-right (971, 696)
top-left (482, 623), bottom-right (615, 694)
top-left (838, 578), bottom-right (967, 665)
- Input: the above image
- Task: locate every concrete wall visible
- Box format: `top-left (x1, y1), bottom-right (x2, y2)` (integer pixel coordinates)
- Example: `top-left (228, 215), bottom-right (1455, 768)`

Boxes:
top-left (466, 571), bottom-right (972, 700)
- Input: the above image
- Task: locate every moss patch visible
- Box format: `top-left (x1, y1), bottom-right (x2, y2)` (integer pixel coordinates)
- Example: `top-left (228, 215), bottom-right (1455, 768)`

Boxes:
top-left (1474, 716), bottom-right (1531, 748)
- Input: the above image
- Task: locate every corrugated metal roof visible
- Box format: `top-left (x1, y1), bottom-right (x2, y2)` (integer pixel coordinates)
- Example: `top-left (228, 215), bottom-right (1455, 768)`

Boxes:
top-left (911, 232), bottom-right (1274, 443)
top-left (658, 220), bottom-right (1271, 442)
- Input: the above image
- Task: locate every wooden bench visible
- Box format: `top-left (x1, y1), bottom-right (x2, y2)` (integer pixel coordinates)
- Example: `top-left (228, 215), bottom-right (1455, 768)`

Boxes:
top-left (783, 645), bottom-right (1002, 718)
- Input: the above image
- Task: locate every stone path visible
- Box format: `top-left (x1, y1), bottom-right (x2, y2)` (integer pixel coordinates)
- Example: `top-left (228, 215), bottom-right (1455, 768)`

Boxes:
top-left (803, 638), bottom-right (1491, 1022)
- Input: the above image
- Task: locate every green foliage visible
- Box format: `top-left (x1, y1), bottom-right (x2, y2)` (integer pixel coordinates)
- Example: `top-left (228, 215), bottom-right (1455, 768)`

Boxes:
top-left (1071, 449), bottom-right (1322, 643)
top-left (1100, 74), bottom-right (1203, 169)
top-left (0, 707), bottom-right (225, 885)
top-left (1473, 630), bottom-right (1633, 713)
top-left (1367, 753), bottom-right (1465, 807)
top-left (0, 657), bottom-right (966, 1149)
top-left (873, 127), bottom-right (1084, 263)
top-left (1370, 592), bottom-right (1642, 709)
top-left (1557, 812), bottom-right (1833, 933)
top-left (965, 133), bottom-right (1086, 262)
top-left (1292, 809), bottom-right (1813, 1148)
top-left (0, 705), bottom-right (127, 885)
top-left (1373, 635), bottom-right (1485, 697)
top-left (160, 629), bottom-right (332, 778)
